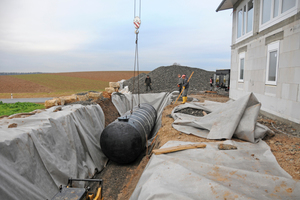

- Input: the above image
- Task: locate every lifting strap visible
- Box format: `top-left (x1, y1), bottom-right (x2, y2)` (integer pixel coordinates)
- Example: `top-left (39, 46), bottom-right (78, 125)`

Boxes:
top-left (131, 0), bottom-right (142, 113)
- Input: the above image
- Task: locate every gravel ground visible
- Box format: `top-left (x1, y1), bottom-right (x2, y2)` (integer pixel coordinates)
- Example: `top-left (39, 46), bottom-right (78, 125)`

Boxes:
top-left (123, 65), bottom-right (215, 94)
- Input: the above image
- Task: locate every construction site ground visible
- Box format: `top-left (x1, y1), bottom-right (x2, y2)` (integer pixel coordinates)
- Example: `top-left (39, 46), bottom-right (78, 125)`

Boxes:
top-left (96, 93), bottom-right (300, 200)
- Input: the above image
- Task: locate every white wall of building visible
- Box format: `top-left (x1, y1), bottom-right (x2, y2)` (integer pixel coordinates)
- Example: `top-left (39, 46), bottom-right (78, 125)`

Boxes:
top-left (229, 0), bottom-right (300, 123)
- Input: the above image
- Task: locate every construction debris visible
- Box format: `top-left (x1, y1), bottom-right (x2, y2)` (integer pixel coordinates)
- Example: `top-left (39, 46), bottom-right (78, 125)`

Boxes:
top-left (218, 143), bottom-right (237, 150)
top-left (152, 143), bottom-right (206, 155)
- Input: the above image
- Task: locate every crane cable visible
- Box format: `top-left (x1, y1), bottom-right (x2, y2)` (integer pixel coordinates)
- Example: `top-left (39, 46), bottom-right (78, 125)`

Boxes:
top-left (131, 0), bottom-right (142, 114)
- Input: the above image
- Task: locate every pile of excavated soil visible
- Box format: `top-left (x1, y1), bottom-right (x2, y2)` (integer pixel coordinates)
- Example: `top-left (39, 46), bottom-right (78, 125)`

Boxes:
top-left (123, 65), bottom-right (215, 94)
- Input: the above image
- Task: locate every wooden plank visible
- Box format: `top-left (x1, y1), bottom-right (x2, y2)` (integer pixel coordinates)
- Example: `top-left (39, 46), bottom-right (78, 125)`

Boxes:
top-left (205, 91), bottom-right (217, 94)
top-left (153, 143), bottom-right (206, 155)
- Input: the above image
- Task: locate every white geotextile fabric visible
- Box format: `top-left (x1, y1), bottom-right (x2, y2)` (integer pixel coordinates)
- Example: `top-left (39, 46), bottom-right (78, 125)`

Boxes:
top-left (172, 93), bottom-right (270, 143)
top-left (130, 140), bottom-right (300, 200)
top-left (111, 92), bottom-right (173, 139)
top-left (0, 104), bottom-right (107, 200)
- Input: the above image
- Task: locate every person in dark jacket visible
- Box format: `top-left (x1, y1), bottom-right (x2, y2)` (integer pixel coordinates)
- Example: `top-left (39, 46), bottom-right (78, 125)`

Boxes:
top-left (181, 74), bottom-right (189, 104)
top-left (145, 75), bottom-right (152, 91)
top-left (177, 74), bottom-right (183, 93)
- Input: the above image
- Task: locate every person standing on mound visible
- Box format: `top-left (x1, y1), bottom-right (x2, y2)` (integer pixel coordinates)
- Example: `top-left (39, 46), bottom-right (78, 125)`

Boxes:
top-left (181, 74), bottom-right (189, 104)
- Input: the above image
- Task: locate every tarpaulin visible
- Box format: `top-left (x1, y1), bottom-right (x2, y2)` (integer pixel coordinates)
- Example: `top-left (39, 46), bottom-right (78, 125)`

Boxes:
top-left (130, 140), bottom-right (300, 199)
top-left (111, 92), bottom-right (173, 140)
top-left (0, 104), bottom-right (107, 200)
top-left (172, 93), bottom-right (270, 143)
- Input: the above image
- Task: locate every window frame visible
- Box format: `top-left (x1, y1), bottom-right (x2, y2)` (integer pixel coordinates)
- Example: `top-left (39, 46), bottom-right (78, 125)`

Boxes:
top-left (236, 0), bottom-right (254, 43)
top-left (238, 52), bottom-right (246, 82)
top-left (259, 0), bottom-right (298, 32)
top-left (265, 41), bottom-right (280, 85)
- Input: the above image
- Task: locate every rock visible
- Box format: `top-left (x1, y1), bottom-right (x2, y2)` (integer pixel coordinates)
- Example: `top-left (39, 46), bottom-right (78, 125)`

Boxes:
top-left (77, 94), bottom-right (88, 101)
top-left (53, 107), bottom-right (62, 112)
top-left (218, 144), bottom-right (237, 150)
top-left (109, 82), bottom-right (120, 88)
top-left (105, 87), bottom-right (116, 94)
top-left (59, 97), bottom-right (65, 105)
top-left (88, 92), bottom-right (103, 100)
top-left (166, 114), bottom-right (172, 118)
top-left (60, 95), bottom-right (77, 104)
top-left (45, 99), bottom-right (58, 108)
top-left (8, 123), bottom-right (18, 128)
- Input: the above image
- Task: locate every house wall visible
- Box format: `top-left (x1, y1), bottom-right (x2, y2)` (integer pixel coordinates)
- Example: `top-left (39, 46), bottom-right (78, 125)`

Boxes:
top-left (229, 0), bottom-right (300, 123)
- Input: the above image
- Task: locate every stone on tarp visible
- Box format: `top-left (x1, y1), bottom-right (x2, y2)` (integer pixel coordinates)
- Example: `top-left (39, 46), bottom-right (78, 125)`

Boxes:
top-left (53, 97), bottom-right (64, 105)
top-left (59, 97), bottom-right (65, 106)
top-left (77, 94), bottom-right (88, 101)
top-left (45, 99), bottom-right (58, 108)
top-left (88, 92), bottom-right (103, 100)
top-left (105, 87), bottom-right (115, 94)
top-left (60, 95), bottom-right (77, 104)
top-left (109, 82), bottom-right (120, 88)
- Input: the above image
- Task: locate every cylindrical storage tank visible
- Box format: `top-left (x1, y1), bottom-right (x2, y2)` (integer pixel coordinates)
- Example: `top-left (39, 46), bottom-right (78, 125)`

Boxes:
top-left (100, 103), bottom-right (157, 164)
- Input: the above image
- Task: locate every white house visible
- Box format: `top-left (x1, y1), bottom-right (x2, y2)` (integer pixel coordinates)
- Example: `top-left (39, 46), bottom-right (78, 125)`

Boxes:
top-left (217, 0), bottom-right (300, 124)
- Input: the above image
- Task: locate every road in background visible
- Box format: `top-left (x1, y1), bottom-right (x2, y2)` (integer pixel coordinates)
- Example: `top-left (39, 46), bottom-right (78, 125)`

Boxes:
top-left (0, 98), bottom-right (53, 103)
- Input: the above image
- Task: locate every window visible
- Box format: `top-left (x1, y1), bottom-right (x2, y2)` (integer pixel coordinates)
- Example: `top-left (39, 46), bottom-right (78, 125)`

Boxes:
top-left (282, 0), bottom-right (296, 13)
top-left (236, 0), bottom-right (254, 42)
top-left (262, 0), bottom-right (272, 24)
top-left (260, 0), bottom-right (297, 31)
top-left (266, 42), bottom-right (280, 85)
top-left (238, 52), bottom-right (245, 82)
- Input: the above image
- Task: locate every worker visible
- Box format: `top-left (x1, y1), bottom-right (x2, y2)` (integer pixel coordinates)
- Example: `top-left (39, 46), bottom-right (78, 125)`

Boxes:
top-left (145, 75), bottom-right (152, 91)
top-left (181, 74), bottom-right (189, 104)
top-left (210, 77), bottom-right (213, 91)
top-left (177, 74), bottom-right (183, 93)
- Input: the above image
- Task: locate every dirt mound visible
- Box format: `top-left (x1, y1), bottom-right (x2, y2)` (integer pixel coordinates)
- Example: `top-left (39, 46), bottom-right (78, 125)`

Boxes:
top-left (123, 65), bottom-right (215, 94)
top-left (94, 98), bottom-right (120, 127)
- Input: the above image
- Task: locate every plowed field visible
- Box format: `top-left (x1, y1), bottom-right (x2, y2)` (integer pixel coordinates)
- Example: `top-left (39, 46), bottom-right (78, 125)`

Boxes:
top-left (0, 71), bottom-right (149, 98)
top-left (55, 71), bottom-right (149, 82)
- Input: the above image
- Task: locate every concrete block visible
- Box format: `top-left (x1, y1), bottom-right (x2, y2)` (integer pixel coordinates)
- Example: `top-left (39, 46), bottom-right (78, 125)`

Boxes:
top-left (231, 70), bottom-right (238, 79)
top-left (298, 85), bottom-right (300, 102)
top-left (295, 67), bottom-right (300, 85)
top-left (278, 52), bottom-right (291, 69)
top-left (291, 50), bottom-right (300, 68)
top-left (244, 81), bottom-right (249, 91)
top-left (289, 101), bottom-right (300, 122)
top-left (230, 80), bottom-right (237, 89)
top-left (237, 83), bottom-right (244, 90)
top-left (282, 33), bottom-right (300, 53)
top-left (282, 83), bottom-right (298, 101)
top-left (264, 85), bottom-right (277, 97)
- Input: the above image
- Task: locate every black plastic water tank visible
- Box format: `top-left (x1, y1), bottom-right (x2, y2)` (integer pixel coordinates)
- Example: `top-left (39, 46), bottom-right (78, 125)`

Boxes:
top-left (100, 103), bottom-right (157, 164)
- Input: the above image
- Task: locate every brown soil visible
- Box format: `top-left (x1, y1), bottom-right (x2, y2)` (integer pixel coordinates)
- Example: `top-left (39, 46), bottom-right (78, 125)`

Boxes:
top-left (100, 93), bottom-right (300, 200)
top-left (0, 76), bottom-right (52, 93)
top-left (95, 98), bottom-right (120, 127)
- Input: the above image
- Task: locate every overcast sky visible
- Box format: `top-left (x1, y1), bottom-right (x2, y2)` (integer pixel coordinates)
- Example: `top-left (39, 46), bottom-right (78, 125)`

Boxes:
top-left (0, 0), bottom-right (232, 72)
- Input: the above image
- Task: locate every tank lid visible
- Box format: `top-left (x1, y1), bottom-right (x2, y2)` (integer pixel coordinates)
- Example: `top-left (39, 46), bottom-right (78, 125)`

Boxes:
top-left (118, 115), bottom-right (130, 122)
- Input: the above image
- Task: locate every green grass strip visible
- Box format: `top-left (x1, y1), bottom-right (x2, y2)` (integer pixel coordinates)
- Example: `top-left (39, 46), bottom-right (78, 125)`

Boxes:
top-left (0, 101), bottom-right (45, 116)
